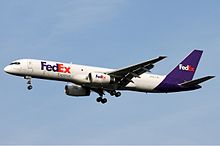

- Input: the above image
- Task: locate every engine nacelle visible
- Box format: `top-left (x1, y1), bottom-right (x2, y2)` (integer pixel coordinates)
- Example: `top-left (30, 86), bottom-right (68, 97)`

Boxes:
top-left (65, 83), bottom-right (90, 97)
top-left (88, 73), bottom-right (115, 84)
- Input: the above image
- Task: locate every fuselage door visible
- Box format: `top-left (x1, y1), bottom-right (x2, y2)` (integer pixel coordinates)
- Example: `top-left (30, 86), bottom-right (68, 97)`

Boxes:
top-left (27, 60), bottom-right (33, 73)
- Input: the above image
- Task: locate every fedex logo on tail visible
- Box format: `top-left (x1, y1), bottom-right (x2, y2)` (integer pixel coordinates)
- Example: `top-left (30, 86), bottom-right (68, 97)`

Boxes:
top-left (41, 62), bottom-right (71, 74)
top-left (179, 64), bottom-right (195, 72)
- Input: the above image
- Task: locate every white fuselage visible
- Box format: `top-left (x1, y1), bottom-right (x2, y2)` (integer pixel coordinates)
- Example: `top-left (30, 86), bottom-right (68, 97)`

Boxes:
top-left (4, 59), bottom-right (166, 92)
top-left (4, 50), bottom-right (212, 104)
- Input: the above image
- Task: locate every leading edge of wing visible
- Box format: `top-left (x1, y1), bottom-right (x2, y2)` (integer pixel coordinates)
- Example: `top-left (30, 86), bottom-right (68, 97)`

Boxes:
top-left (107, 56), bottom-right (167, 77)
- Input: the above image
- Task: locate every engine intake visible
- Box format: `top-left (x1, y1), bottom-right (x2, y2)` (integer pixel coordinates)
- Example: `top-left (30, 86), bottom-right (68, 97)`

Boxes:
top-left (65, 83), bottom-right (90, 97)
top-left (88, 73), bottom-right (115, 84)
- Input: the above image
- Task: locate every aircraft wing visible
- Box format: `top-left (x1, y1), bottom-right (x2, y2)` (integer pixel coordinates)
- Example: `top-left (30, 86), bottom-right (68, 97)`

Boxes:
top-left (107, 56), bottom-right (167, 88)
top-left (179, 76), bottom-right (215, 87)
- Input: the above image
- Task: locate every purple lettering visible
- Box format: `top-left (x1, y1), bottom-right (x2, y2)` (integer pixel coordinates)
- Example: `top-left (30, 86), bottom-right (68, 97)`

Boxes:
top-left (41, 62), bottom-right (47, 70)
top-left (41, 61), bottom-right (71, 74)
top-left (53, 64), bottom-right (58, 72)
top-left (46, 64), bottom-right (52, 71)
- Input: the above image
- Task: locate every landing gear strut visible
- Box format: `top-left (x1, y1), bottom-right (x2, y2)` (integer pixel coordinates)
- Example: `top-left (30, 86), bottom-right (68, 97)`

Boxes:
top-left (25, 76), bottom-right (33, 90)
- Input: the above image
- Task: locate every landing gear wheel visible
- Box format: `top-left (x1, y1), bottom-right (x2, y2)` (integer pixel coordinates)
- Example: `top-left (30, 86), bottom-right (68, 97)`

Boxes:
top-left (115, 92), bottom-right (121, 97)
top-left (110, 90), bottom-right (116, 96)
top-left (27, 85), bottom-right (33, 90)
top-left (96, 97), bottom-right (102, 103)
top-left (101, 98), bottom-right (107, 104)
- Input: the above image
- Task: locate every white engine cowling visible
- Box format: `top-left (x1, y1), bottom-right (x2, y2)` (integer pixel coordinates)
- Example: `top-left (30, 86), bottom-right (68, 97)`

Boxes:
top-left (65, 83), bottom-right (90, 96)
top-left (88, 73), bottom-right (115, 84)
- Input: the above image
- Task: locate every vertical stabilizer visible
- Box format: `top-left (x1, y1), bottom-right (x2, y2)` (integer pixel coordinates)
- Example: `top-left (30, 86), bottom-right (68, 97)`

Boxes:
top-left (165, 49), bottom-right (203, 84)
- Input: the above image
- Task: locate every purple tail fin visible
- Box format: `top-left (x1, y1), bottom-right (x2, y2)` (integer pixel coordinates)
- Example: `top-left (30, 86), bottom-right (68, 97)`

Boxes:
top-left (165, 50), bottom-right (203, 84)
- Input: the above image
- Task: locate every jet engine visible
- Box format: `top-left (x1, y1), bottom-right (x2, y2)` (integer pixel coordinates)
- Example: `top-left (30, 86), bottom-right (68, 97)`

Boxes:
top-left (88, 73), bottom-right (115, 84)
top-left (65, 83), bottom-right (90, 96)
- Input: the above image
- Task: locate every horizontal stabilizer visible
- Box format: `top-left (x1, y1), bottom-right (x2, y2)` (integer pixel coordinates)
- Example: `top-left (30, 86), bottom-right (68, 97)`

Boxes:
top-left (179, 76), bottom-right (215, 87)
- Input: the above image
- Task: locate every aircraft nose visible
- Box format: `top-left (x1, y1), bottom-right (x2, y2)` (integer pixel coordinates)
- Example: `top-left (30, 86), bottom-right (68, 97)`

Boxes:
top-left (4, 66), bottom-right (11, 73)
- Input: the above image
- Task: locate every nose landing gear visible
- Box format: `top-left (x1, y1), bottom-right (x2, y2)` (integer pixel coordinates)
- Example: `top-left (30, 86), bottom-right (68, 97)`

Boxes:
top-left (27, 85), bottom-right (33, 90)
top-left (25, 76), bottom-right (33, 90)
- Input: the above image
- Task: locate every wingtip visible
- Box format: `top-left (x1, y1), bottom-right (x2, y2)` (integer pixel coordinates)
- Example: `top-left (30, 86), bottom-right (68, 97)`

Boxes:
top-left (205, 76), bottom-right (215, 81)
top-left (209, 76), bottom-right (215, 79)
top-left (159, 56), bottom-right (167, 59)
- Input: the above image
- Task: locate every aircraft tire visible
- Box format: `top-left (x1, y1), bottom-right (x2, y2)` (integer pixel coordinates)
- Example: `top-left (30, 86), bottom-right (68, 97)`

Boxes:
top-left (115, 92), bottom-right (121, 97)
top-left (27, 85), bottom-right (33, 90)
top-left (96, 97), bottom-right (102, 102)
top-left (110, 90), bottom-right (116, 96)
top-left (101, 98), bottom-right (107, 104)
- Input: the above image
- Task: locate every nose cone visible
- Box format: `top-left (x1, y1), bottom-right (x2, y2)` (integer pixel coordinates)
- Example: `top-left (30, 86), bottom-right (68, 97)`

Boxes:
top-left (4, 66), bottom-right (11, 73)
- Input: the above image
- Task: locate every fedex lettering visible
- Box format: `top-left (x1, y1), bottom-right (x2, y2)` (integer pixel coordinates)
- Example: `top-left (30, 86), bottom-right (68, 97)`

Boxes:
top-left (179, 64), bottom-right (195, 72)
top-left (41, 62), bottom-right (71, 74)
top-left (96, 74), bottom-right (106, 79)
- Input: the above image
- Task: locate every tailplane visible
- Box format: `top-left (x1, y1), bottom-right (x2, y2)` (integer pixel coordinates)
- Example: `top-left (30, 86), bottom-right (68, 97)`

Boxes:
top-left (166, 49), bottom-right (203, 84)
top-left (179, 76), bottom-right (215, 87)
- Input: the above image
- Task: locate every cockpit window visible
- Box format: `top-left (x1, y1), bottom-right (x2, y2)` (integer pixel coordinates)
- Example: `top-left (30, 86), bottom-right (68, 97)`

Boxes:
top-left (10, 62), bottom-right (21, 65)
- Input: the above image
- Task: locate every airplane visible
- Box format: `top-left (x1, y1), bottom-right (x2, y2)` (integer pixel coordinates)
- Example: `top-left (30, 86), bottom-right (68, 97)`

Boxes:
top-left (4, 49), bottom-right (214, 104)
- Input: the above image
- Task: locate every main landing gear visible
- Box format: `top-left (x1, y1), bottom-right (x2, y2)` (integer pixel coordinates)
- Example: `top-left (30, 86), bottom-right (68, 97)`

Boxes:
top-left (109, 90), bottom-right (121, 97)
top-left (95, 89), bottom-right (108, 104)
top-left (95, 89), bottom-right (121, 104)
top-left (25, 76), bottom-right (33, 90)
top-left (96, 96), bottom-right (107, 104)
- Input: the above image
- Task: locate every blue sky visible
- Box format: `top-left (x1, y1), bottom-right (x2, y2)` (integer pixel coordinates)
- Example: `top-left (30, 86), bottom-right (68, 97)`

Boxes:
top-left (0, 0), bottom-right (219, 144)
